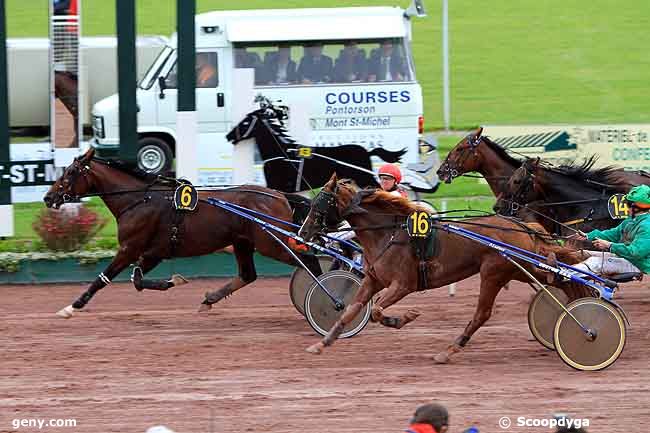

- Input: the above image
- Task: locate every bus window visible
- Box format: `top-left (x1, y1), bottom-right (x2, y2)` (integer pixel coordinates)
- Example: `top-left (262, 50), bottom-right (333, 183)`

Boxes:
top-left (234, 38), bottom-right (416, 86)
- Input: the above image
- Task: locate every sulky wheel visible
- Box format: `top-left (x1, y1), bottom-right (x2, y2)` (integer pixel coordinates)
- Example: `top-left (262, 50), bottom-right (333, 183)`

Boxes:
top-left (303, 270), bottom-right (371, 339)
top-left (527, 286), bottom-right (569, 350)
top-left (553, 298), bottom-right (626, 371)
top-left (289, 255), bottom-right (337, 316)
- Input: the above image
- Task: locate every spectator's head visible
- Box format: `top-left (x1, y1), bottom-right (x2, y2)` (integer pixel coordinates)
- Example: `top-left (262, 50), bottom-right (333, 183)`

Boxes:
top-left (381, 39), bottom-right (394, 56)
top-left (410, 403), bottom-right (449, 433)
top-left (553, 413), bottom-right (588, 433)
top-left (306, 43), bottom-right (323, 57)
top-left (343, 41), bottom-right (360, 56)
top-left (278, 45), bottom-right (291, 62)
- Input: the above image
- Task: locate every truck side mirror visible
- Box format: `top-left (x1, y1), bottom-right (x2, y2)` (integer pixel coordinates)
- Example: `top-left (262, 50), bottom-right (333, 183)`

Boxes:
top-left (158, 76), bottom-right (166, 99)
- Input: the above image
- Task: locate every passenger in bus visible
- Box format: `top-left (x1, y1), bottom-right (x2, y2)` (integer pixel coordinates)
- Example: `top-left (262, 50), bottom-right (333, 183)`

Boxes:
top-left (234, 48), bottom-right (265, 84)
top-left (368, 39), bottom-right (407, 82)
top-left (196, 53), bottom-right (217, 87)
top-left (263, 45), bottom-right (297, 84)
top-left (297, 42), bottom-right (333, 84)
top-left (333, 41), bottom-right (367, 82)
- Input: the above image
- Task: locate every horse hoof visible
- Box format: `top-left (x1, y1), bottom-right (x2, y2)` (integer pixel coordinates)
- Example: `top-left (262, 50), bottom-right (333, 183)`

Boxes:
top-left (306, 343), bottom-right (324, 355)
top-left (171, 274), bottom-right (189, 286)
top-left (197, 303), bottom-right (212, 313)
top-left (433, 352), bottom-right (450, 364)
top-left (405, 309), bottom-right (421, 321)
top-left (56, 305), bottom-right (76, 319)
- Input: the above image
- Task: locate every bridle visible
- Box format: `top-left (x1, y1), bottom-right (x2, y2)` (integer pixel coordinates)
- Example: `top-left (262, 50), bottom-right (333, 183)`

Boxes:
top-left (438, 133), bottom-right (482, 181)
top-left (54, 157), bottom-right (92, 204)
top-left (501, 161), bottom-right (539, 216)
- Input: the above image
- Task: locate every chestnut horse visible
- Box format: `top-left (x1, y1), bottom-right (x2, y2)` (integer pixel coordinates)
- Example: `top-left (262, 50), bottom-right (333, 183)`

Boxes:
top-left (44, 148), bottom-right (322, 318)
top-left (437, 127), bottom-right (523, 197)
top-left (298, 174), bottom-right (584, 363)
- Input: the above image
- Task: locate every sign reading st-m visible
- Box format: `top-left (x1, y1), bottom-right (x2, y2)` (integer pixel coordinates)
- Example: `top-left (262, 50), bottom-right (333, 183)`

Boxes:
top-left (0, 160), bottom-right (63, 187)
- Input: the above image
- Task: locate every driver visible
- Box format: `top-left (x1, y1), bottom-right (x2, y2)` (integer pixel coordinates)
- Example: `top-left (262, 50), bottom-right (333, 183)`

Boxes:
top-left (572, 184), bottom-right (650, 276)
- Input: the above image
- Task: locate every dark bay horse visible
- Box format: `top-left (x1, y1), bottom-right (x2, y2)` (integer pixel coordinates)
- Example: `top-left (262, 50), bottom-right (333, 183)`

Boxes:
top-left (44, 148), bottom-right (322, 318)
top-left (437, 127), bottom-right (523, 197)
top-left (298, 174), bottom-right (584, 363)
top-left (54, 71), bottom-right (79, 147)
top-left (226, 100), bottom-right (407, 192)
top-left (495, 157), bottom-right (641, 234)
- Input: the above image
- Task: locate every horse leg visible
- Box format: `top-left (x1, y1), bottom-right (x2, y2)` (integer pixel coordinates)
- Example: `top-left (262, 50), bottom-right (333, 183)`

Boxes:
top-left (370, 282), bottom-right (420, 329)
top-left (56, 249), bottom-right (135, 318)
top-left (198, 239), bottom-right (257, 312)
top-left (434, 262), bottom-right (510, 364)
top-left (131, 254), bottom-right (188, 291)
top-left (306, 276), bottom-right (380, 354)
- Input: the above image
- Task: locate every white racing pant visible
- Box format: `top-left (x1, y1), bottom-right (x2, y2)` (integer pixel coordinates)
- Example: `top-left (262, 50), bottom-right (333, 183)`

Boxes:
top-left (326, 221), bottom-right (356, 243)
top-left (572, 251), bottom-right (640, 275)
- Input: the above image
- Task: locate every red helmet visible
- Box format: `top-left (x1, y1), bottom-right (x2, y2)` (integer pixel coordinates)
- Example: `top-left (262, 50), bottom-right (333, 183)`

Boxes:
top-left (378, 163), bottom-right (402, 184)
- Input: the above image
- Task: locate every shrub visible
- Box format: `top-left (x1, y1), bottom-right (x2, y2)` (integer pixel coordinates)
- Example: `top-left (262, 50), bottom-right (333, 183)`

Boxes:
top-left (33, 205), bottom-right (107, 252)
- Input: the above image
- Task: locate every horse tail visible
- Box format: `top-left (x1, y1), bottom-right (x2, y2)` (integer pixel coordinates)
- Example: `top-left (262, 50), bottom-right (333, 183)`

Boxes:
top-left (368, 147), bottom-right (407, 163)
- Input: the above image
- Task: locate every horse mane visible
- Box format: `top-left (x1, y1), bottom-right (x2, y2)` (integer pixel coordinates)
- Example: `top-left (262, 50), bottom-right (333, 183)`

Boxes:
top-left (551, 155), bottom-right (625, 190)
top-left (359, 189), bottom-right (423, 215)
top-left (482, 136), bottom-right (523, 167)
top-left (260, 114), bottom-right (297, 146)
top-left (91, 157), bottom-right (160, 182)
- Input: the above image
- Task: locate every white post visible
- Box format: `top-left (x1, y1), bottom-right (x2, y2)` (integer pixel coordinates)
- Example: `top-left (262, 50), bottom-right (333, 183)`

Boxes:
top-left (0, 204), bottom-right (13, 237)
top-left (231, 69), bottom-right (256, 185)
top-left (442, 0), bottom-right (451, 131)
top-left (287, 99), bottom-right (311, 147)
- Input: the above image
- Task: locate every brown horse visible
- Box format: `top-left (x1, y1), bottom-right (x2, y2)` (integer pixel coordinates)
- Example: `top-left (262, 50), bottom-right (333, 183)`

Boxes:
top-left (436, 127), bottom-right (523, 197)
top-left (44, 148), bottom-right (323, 318)
top-left (298, 174), bottom-right (585, 363)
top-left (54, 71), bottom-right (79, 147)
top-left (495, 157), bottom-right (642, 234)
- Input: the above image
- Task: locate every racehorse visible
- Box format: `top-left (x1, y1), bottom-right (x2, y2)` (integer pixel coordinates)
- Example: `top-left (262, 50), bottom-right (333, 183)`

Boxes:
top-left (226, 98), bottom-right (407, 192)
top-left (43, 148), bottom-right (323, 318)
top-left (298, 174), bottom-right (585, 363)
top-left (494, 157), bottom-right (637, 235)
top-left (54, 71), bottom-right (79, 147)
top-left (437, 127), bottom-right (523, 197)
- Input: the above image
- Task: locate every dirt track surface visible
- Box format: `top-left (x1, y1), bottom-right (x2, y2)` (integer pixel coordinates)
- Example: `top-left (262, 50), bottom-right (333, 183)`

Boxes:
top-left (1, 276), bottom-right (649, 433)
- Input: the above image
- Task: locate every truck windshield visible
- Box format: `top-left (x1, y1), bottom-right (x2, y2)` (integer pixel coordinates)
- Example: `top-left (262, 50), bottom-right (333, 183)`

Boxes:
top-left (233, 38), bottom-right (416, 86)
top-left (139, 46), bottom-right (173, 90)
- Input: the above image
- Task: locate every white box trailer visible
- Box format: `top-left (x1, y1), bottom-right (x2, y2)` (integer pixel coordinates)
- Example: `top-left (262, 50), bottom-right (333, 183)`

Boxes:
top-left (7, 36), bottom-right (168, 128)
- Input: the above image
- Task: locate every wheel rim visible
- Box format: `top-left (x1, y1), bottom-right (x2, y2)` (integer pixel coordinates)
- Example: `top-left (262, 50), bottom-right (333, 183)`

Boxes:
top-left (138, 145), bottom-right (166, 172)
top-left (528, 286), bottom-right (569, 350)
top-left (304, 270), bottom-right (371, 339)
top-left (554, 298), bottom-right (626, 371)
top-left (289, 256), bottom-right (335, 316)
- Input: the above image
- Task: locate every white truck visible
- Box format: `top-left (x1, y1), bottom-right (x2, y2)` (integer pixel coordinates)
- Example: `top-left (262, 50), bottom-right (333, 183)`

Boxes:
top-left (91, 2), bottom-right (436, 190)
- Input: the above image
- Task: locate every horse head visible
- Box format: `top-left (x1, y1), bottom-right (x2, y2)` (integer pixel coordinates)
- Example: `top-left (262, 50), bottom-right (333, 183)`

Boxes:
top-left (437, 127), bottom-right (484, 183)
top-left (494, 158), bottom-right (541, 215)
top-left (298, 173), bottom-right (362, 242)
top-left (44, 147), bottom-right (96, 209)
top-left (226, 98), bottom-right (289, 145)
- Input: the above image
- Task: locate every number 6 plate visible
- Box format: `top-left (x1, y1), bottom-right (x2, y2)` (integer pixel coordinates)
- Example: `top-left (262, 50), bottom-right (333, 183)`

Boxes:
top-left (607, 193), bottom-right (629, 219)
top-left (174, 183), bottom-right (198, 211)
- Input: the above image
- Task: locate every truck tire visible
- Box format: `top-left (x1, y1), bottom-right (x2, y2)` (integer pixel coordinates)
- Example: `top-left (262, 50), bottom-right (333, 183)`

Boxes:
top-left (137, 136), bottom-right (173, 174)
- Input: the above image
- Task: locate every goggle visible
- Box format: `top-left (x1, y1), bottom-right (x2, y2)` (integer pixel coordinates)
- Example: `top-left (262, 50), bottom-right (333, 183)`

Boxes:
top-left (378, 174), bottom-right (396, 181)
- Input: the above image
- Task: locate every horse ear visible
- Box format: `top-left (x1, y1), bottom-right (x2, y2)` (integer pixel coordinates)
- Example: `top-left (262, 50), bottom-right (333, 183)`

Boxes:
top-left (475, 126), bottom-right (483, 138)
top-left (81, 147), bottom-right (95, 163)
top-left (329, 172), bottom-right (338, 183)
